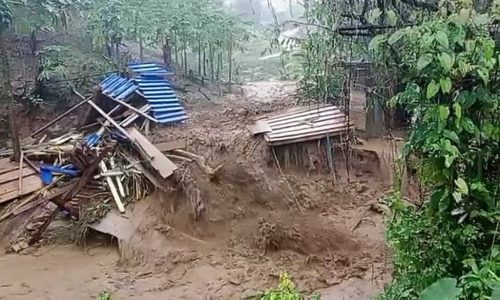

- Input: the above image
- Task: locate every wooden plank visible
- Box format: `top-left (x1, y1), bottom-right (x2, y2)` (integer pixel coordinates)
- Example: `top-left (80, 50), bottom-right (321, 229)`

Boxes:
top-left (154, 139), bottom-right (188, 152)
top-left (0, 166), bottom-right (36, 185)
top-left (0, 174), bottom-right (42, 196)
top-left (127, 127), bottom-right (177, 178)
top-left (0, 158), bottom-right (18, 175)
top-left (0, 175), bottom-right (44, 204)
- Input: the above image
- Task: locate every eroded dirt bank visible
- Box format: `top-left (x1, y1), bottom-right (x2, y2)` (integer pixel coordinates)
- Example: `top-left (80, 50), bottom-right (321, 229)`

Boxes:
top-left (0, 81), bottom-right (392, 299)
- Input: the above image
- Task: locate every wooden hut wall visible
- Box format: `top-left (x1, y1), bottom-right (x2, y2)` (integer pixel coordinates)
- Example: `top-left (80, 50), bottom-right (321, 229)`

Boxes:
top-left (272, 139), bottom-right (333, 171)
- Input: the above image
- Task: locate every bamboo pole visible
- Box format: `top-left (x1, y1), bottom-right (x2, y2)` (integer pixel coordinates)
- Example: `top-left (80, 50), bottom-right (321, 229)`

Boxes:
top-left (110, 157), bottom-right (126, 198)
top-left (100, 161), bottom-right (125, 213)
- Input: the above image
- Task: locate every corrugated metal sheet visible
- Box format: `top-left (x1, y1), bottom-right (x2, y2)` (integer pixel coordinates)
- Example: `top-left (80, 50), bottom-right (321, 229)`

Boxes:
top-left (257, 104), bottom-right (351, 146)
top-left (128, 62), bottom-right (173, 76)
top-left (98, 62), bottom-right (187, 126)
top-left (136, 74), bottom-right (187, 124)
top-left (100, 74), bottom-right (137, 100)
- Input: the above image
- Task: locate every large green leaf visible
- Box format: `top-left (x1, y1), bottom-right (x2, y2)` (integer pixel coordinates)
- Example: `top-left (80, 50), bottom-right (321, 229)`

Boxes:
top-left (417, 54), bottom-right (433, 70)
top-left (369, 35), bottom-right (386, 51)
top-left (439, 52), bottom-right (454, 72)
top-left (440, 77), bottom-right (452, 93)
top-left (477, 68), bottom-right (489, 85)
top-left (387, 10), bottom-right (398, 26)
top-left (435, 31), bottom-right (449, 48)
top-left (427, 80), bottom-right (440, 99)
top-left (443, 130), bottom-right (459, 144)
top-left (438, 106), bottom-right (450, 121)
top-left (453, 102), bottom-right (461, 119)
top-left (420, 278), bottom-right (462, 300)
top-left (367, 8), bottom-right (381, 24)
top-left (455, 178), bottom-right (469, 195)
top-left (388, 29), bottom-right (405, 45)
top-left (461, 118), bottom-right (476, 134)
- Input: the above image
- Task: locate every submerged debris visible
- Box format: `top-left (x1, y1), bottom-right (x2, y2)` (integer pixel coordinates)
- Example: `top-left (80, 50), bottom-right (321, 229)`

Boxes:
top-left (0, 62), bottom-right (213, 252)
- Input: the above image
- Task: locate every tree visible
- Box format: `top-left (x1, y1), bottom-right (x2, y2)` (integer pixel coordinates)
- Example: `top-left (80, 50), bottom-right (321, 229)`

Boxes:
top-left (372, 4), bottom-right (499, 299)
top-left (0, 0), bottom-right (20, 161)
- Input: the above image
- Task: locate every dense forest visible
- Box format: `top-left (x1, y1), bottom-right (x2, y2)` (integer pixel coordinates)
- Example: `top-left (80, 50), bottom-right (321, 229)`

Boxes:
top-left (0, 0), bottom-right (499, 299)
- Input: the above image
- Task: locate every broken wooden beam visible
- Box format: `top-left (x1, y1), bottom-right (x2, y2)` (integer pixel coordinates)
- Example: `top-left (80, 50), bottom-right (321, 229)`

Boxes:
top-left (74, 89), bottom-right (131, 139)
top-left (109, 97), bottom-right (158, 123)
top-left (127, 127), bottom-right (177, 179)
top-left (155, 139), bottom-right (187, 152)
top-left (87, 100), bottom-right (131, 139)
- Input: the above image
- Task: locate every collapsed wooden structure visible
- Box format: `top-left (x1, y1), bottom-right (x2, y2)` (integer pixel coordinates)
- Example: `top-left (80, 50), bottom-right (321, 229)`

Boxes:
top-left (0, 62), bottom-right (203, 252)
top-left (250, 104), bottom-right (353, 174)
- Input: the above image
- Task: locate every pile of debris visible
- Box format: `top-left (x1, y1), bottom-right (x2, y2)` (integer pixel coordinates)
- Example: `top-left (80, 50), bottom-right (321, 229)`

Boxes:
top-left (0, 62), bottom-right (208, 252)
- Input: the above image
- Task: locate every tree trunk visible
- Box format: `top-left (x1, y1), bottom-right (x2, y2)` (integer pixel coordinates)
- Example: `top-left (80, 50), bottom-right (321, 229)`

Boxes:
top-left (210, 44), bottom-right (214, 82)
top-left (203, 47), bottom-right (207, 78)
top-left (115, 42), bottom-right (120, 57)
top-left (162, 38), bottom-right (172, 67)
top-left (216, 49), bottom-right (221, 81)
top-left (228, 36), bottom-right (233, 92)
top-left (0, 31), bottom-right (21, 162)
top-left (29, 30), bottom-right (37, 55)
top-left (198, 39), bottom-right (202, 76)
top-left (183, 41), bottom-right (188, 74)
top-left (174, 33), bottom-right (179, 65)
top-left (106, 43), bottom-right (113, 57)
top-left (139, 36), bottom-right (144, 61)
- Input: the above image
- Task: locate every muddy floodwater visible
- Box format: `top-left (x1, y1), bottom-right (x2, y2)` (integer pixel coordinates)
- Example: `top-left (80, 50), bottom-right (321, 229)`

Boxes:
top-left (0, 82), bottom-right (394, 299)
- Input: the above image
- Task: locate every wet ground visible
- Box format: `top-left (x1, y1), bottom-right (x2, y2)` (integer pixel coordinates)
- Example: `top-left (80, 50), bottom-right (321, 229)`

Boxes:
top-left (0, 81), bottom-right (393, 299)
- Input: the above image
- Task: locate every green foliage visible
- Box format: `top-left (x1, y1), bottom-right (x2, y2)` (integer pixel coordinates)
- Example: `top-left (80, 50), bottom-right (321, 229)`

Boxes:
top-left (420, 278), bottom-right (462, 300)
top-left (98, 291), bottom-right (111, 300)
top-left (374, 3), bottom-right (500, 300)
top-left (260, 273), bottom-right (320, 300)
top-left (36, 45), bottom-right (112, 100)
top-left (85, 0), bottom-right (251, 82)
top-left (0, 0), bottom-right (12, 31)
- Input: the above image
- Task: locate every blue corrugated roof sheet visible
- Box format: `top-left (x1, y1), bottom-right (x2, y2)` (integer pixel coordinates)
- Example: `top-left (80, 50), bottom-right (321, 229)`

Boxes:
top-left (136, 74), bottom-right (187, 124)
top-left (128, 62), bottom-right (173, 76)
top-left (98, 62), bottom-right (186, 125)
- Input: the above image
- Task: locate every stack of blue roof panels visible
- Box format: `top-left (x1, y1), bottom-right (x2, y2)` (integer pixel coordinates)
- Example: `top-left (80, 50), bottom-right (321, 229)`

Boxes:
top-left (97, 62), bottom-right (187, 125)
top-left (128, 62), bottom-right (187, 124)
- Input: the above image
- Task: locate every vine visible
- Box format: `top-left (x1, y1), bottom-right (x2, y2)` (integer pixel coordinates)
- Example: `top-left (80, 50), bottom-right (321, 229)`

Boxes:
top-left (371, 2), bottom-right (499, 299)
